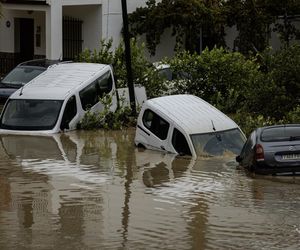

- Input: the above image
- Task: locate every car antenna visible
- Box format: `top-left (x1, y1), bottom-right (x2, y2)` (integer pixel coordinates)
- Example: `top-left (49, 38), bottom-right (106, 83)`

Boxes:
top-left (211, 120), bottom-right (216, 131)
top-left (19, 86), bottom-right (24, 96)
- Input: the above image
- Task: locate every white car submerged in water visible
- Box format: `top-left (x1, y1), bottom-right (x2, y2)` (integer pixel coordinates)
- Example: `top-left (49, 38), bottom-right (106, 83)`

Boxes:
top-left (135, 94), bottom-right (246, 158)
top-left (0, 62), bottom-right (146, 134)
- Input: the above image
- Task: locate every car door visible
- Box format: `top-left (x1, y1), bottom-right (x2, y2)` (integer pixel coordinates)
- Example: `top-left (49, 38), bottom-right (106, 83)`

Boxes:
top-left (60, 95), bottom-right (78, 131)
top-left (139, 109), bottom-right (171, 152)
top-left (241, 131), bottom-right (256, 168)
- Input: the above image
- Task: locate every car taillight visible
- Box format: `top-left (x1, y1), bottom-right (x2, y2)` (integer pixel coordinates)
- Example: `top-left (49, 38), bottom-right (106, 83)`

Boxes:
top-left (255, 144), bottom-right (264, 161)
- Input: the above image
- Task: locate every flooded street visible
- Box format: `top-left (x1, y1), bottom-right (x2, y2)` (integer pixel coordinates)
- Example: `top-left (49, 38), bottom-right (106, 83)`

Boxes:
top-left (0, 129), bottom-right (300, 249)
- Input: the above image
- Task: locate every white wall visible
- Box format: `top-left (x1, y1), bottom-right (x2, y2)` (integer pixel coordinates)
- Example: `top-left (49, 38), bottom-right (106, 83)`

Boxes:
top-left (270, 19), bottom-right (300, 50)
top-left (224, 25), bottom-right (237, 51)
top-left (101, 0), bottom-right (148, 49)
top-left (0, 8), bottom-right (46, 55)
top-left (0, 8), bottom-right (14, 53)
top-left (140, 28), bottom-right (177, 62)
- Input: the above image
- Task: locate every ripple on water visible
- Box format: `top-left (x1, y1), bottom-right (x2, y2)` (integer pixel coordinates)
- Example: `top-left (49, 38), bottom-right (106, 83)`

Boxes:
top-left (1, 131), bottom-right (300, 249)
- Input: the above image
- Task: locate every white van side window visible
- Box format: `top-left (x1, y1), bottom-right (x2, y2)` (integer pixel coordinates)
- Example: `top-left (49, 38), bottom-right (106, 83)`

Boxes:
top-left (172, 128), bottom-right (192, 156)
top-left (79, 71), bottom-right (113, 110)
top-left (142, 109), bottom-right (169, 140)
top-left (60, 95), bottom-right (77, 130)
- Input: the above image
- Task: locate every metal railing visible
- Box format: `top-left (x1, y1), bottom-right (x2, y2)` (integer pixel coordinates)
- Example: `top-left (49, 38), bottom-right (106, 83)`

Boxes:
top-left (63, 16), bottom-right (83, 60)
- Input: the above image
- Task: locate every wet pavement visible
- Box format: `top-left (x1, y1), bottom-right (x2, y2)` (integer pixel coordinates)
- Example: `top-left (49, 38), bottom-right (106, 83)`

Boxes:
top-left (0, 129), bottom-right (300, 249)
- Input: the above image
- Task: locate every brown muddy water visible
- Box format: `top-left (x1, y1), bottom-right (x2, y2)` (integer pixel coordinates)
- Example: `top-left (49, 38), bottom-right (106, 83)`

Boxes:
top-left (0, 129), bottom-right (300, 250)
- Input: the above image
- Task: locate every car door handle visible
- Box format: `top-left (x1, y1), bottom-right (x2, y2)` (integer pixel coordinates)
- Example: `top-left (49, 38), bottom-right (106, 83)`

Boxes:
top-left (161, 146), bottom-right (165, 150)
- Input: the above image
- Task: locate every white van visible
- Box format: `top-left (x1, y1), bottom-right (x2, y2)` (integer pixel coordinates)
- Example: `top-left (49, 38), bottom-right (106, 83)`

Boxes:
top-left (135, 95), bottom-right (246, 158)
top-left (0, 62), bottom-right (145, 134)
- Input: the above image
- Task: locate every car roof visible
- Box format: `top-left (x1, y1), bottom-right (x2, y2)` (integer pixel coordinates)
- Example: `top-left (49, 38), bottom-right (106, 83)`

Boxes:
top-left (256, 124), bottom-right (300, 134)
top-left (153, 62), bottom-right (170, 70)
top-left (144, 94), bottom-right (239, 135)
top-left (10, 63), bottom-right (110, 100)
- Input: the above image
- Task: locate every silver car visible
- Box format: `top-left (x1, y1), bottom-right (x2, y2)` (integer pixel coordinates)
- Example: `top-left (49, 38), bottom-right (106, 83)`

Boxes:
top-left (236, 124), bottom-right (300, 175)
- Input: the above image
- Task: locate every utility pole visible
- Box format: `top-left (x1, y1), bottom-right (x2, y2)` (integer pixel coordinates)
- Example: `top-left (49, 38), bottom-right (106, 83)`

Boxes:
top-left (121, 0), bottom-right (136, 115)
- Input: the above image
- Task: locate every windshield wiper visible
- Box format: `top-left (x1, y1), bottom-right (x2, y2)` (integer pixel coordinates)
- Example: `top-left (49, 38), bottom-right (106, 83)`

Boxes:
top-left (1, 82), bottom-right (24, 87)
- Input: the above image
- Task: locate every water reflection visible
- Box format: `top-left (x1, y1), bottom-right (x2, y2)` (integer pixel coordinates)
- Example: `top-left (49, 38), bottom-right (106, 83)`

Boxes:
top-left (0, 130), bottom-right (300, 249)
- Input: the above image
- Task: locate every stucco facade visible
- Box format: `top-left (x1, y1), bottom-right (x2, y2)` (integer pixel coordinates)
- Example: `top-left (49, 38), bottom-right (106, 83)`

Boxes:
top-left (0, 0), bottom-right (156, 63)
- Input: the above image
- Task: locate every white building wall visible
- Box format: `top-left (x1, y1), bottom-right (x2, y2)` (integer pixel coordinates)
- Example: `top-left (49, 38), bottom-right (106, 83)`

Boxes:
top-left (46, 0), bottom-right (62, 59)
top-left (100, 0), bottom-right (174, 61)
top-left (0, 8), bottom-right (46, 55)
top-left (269, 19), bottom-right (300, 50)
top-left (0, 7), bottom-right (15, 53)
top-left (224, 26), bottom-right (238, 51)
top-left (0, 3), bottom-right (48, 56)
top-left (101, 0), bottom-right (148, 49)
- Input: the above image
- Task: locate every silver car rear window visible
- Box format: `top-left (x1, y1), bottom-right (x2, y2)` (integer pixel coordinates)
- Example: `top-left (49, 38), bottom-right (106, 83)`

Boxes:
top-left (261, 126), bottom-right (300, 142)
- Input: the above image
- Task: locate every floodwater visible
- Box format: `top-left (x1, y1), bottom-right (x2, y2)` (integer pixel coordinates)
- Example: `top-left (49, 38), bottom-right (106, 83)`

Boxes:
top-left (0, 129), bottom-right (300, 250)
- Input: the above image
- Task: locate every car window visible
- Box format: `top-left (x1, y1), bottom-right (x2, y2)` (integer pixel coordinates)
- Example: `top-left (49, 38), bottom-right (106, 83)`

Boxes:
top-left (97, 71), bottom-right (113, 96)
top-left (241, 131), bottom-right (255, 157)
top-left (261, 126), bottom-right (300, 142)
top-left (1, 66), bottom-right (45, 86)
top-left (79, 71), bottom-right (113, 111)
top-left (60, 96), bottom-right (77, 130)
top-left (79, 82), bottom-right (98, 110)
top-left (0, 99), bottom-right (63, 130)
top-left (191, 128), bottom-right (245, 156)
top-left (172, 128), bottom-right (192, 156)
top-left (157, 68), bottom-right (173, 81)
top-left (142, 109), bottom-right (169, 140)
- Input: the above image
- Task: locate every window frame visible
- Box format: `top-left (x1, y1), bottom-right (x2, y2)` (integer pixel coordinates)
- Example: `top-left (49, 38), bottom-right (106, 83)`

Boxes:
top-left (60, 95), bottom-right (77, 130)
top-left (142, 109), bottom-right (170, 140)
top-left (172, 127), bottom-right (192, 156)
top-left (79, 70), bottom-right (113, 111)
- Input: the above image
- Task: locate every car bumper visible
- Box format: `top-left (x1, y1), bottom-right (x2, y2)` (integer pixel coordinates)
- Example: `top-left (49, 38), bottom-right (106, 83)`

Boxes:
top-left (253, 162), bottom-right (300, 175)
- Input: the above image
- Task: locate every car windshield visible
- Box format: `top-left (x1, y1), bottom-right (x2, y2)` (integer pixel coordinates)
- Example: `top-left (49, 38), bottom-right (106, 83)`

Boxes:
top-left (1, 66), bottom-right (45, 86)
top-left (261, 126), bottom-right (300, 142)
top-left (157, 68), bottom-right (173, 81)
top-left (190, 128), bottom-right (246, 156)
top-left (0, 99), bottom-right (63, 130)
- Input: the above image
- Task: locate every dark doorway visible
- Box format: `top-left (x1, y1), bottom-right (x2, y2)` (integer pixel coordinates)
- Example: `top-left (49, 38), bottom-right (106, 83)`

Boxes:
top-left (19, 18), bottom-right (34, 62)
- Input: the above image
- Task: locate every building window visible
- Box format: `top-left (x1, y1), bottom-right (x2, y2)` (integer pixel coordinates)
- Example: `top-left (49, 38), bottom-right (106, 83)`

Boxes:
top-left (63, 16), bottom-right (83, 60)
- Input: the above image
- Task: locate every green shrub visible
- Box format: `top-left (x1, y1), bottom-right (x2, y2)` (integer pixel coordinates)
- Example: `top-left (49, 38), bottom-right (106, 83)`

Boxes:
top-left (229, 112), bottom-right (280, 136)
top-left (243, 45), bottom-right (300, 119)
top-left (283, 106), bottom-right (300, 124)
top-left (165, 47), bottom-right (261, 113)
top-left (78, 94), bottom-right (136, 130)
top-left (77, 40), bottom-right (300, 132)
top-left (77, 39), bottom-right (166, 98)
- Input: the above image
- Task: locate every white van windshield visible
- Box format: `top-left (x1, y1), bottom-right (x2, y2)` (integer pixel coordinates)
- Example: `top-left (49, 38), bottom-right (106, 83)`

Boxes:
top-left (191, 128), bottom-right (245, 157)
top-left (0, 99), bottom-right (63, 130)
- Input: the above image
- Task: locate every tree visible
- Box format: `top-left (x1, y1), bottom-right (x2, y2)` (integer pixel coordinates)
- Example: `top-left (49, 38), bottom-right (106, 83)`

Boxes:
top-left (130, 0), bottom-right (300, 56)
top-left (268, 0), bottom-right (300, 47)
top-left (224, 0), bottom-right (300, 55)
top-left (129, 0), bottom-right (226, 55)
